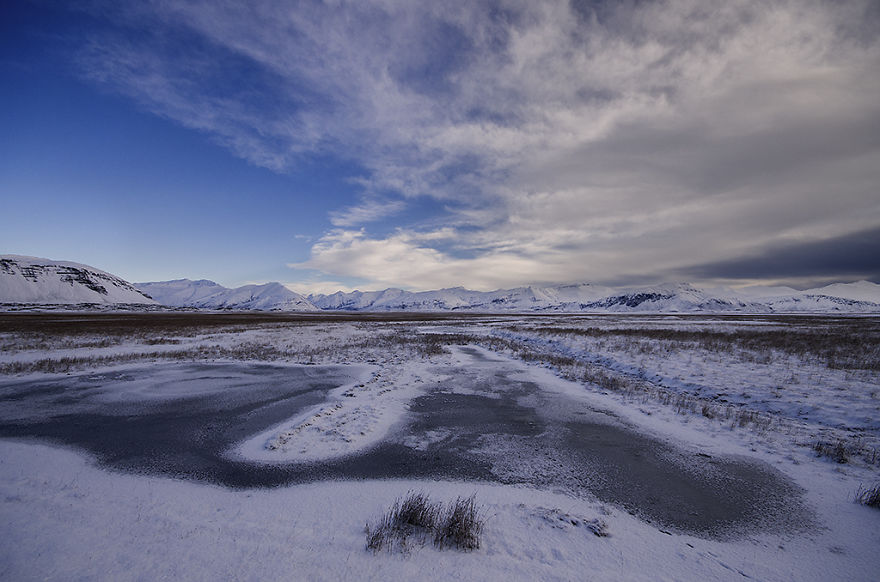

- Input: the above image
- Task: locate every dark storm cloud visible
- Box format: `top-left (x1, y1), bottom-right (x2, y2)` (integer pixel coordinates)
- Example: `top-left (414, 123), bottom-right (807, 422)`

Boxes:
top-left (682, 227), bottom-right (880, 282)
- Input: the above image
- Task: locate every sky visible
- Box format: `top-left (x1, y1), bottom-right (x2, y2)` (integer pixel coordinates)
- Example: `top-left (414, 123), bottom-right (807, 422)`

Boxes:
top-left (1, 0), bottom-right (879, 294)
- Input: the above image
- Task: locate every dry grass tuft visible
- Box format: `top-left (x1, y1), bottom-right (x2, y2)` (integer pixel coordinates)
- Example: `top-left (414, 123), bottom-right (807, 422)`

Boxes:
top-left (854, 483), bottom-right (880, 509)
top-left (365, 492), bottom-right (484, 553)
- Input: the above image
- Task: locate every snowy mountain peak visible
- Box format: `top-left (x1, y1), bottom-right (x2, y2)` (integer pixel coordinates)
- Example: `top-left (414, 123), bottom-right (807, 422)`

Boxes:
top-left (803, 280), bottom-right (880, 303)
top-left (0, 255), bottom-right (157, 306)
top-left (135, 279), bottom-right (316, 311)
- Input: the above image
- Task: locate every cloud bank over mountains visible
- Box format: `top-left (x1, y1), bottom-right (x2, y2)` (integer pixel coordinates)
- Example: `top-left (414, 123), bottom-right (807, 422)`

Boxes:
top-left (78, 1), bottom-right (880, 291)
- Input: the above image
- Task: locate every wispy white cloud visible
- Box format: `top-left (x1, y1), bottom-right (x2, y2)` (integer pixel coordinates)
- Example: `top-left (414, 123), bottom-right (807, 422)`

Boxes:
top-left (79, 0), bottom-right (880, 288)
top-left (329, 197), bottom-right (406, 227)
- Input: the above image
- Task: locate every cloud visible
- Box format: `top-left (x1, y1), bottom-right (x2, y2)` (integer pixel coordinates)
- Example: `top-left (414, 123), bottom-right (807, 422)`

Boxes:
top-left (680, 226), bottom-right (880, 284)
top-left (77, 0), bottom-right (880, 288)
top-left (290, 228), bottom-right (559, 291)
top-left (329, 197), bottom-right (406, 227)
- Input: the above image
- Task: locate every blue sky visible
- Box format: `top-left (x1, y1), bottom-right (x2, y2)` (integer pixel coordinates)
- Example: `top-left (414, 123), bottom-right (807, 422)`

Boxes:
top-left (2, 1), bottom-right (879, 293)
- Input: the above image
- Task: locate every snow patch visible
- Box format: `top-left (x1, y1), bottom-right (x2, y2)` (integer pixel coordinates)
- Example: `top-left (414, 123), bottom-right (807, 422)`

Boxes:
top-left (233, 361), bottom-right (435, 462)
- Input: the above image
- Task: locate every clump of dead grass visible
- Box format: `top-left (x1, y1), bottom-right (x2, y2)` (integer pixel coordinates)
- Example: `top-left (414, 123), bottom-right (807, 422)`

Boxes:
top-left (813, 440), bottom-right (850, 464)
top-left (365, 491), bottom-right (484, 553)
top-left (855, 483), bottom-right (880, 509)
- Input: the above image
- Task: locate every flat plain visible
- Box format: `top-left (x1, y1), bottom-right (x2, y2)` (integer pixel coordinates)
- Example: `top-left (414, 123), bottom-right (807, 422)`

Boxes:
top-left (1, 312), bottom-right (878, 580)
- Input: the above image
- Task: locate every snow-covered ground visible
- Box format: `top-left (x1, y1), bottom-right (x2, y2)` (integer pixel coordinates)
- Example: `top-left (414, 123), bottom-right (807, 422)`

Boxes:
top-left (1, 314), bottom-right (878, 580)
top-left (476, 317), bottom-right (880, 458)
top-left (3, 438), bottom-right (878, 582)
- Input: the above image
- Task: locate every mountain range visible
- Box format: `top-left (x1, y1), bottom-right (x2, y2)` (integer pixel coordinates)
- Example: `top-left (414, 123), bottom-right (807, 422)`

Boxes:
top-left (3, 255), bottom-right (880, 313)
top-left (135, 279), bottom-right (315, 311)
top-left (304, 281), bottom-right (880, 313)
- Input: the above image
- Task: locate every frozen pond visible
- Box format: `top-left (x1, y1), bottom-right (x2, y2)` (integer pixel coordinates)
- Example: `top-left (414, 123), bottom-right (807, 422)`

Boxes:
top-left (0, 354), bottom-right (810, 538)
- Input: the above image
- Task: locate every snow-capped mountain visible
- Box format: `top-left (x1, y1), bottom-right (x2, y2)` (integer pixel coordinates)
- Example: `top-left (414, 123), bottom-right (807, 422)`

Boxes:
top-left (312, 288), bottom-right (409, 311)
top-left (7, 254), bottom-right (877, 313)
top-left (135, 279), bottom-right (228, 307)
top-left (309, 283), bottom-right (614, 312)
top-left (307, 282), bottom-right (754, 312)
top-left (307, 281), bottom-right (880, 313)
top-left (802, 281), bottom-right (880, 304)
top-left (0, 255), bottom-right (157, 306)
top-left (135, 279), bottom-right (316, 311)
